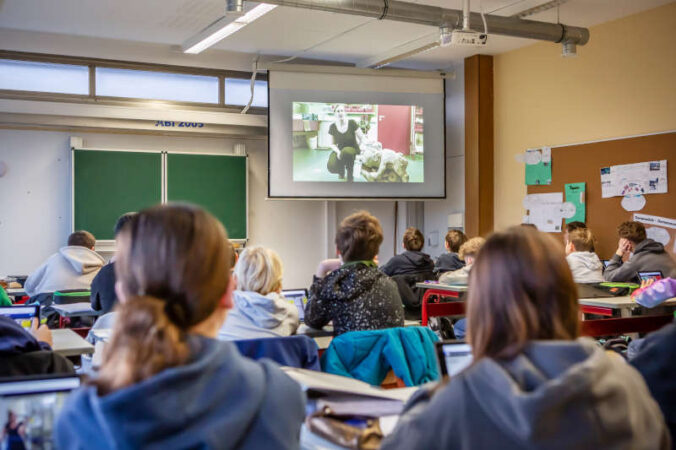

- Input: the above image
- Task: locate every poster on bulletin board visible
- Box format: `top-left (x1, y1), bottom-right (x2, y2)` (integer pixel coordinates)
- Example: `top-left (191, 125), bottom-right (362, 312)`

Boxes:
top-left (564, 182), bottom-right (586, 224)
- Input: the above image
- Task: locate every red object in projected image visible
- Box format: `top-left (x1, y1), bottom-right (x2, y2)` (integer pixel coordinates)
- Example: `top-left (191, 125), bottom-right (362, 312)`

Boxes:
top-left (377, 105), bottom-right (413, 155)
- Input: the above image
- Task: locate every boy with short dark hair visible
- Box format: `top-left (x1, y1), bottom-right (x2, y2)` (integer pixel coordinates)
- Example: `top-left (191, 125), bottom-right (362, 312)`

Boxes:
top-left (305, 211), bottom-right (404, 336)
top-left (565, 228), bottom-right (604, 283)
top-left (24, 230), bottom-right (105, 298)
top-left (381, 227), bottom-right (434, 277)
top-left (604, 221), bottom-right (676, 282)
top-left (435, 229), bottom-right (468, 274)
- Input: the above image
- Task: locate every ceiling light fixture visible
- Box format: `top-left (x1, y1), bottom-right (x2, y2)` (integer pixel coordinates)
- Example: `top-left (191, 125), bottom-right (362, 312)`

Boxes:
top-left (182, 3), bottom-right (277, 54)
top-left (512, 0), bottom-right (569, 19)
top-left (355, 33), bottom-right (440, 68)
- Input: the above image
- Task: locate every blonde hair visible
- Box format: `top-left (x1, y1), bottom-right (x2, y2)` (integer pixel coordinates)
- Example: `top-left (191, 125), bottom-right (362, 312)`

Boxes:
top-left (459, 237), bottom-right (486, 261)
top-left (234, 246), bottom-right (283, 295)
top-left (568, 228), bottom-right (596, 252)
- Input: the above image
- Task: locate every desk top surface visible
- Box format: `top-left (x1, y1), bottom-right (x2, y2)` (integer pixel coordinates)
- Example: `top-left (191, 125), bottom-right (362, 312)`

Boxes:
top-left (578, 296), bottom-right (676, 309)
top-left (51, 329), bottom-right (94, 357)
top-left (415, 283), bottom-right (468, 292)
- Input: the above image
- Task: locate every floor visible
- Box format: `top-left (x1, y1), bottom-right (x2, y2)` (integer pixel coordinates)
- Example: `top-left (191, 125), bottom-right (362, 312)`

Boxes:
top-left (292, 148), bottom-right (424, 183)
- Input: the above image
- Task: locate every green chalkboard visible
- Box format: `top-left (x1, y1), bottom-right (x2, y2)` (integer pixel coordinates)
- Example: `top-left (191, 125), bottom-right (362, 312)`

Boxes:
top-left (167, 154), bottom-right (247, 239)
top-left (73, 150), bottom-right (162, 240)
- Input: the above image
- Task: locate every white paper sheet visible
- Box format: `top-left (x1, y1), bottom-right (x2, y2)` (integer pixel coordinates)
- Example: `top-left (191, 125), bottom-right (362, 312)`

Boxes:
top-left (523, 192), bottom-right (564, 233)
top-left (600, 160), bottom-right (668, 198)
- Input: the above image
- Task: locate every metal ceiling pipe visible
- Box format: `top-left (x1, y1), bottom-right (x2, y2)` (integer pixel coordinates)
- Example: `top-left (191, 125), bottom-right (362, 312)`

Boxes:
top-left (245, 0), bottom-right (589, 45)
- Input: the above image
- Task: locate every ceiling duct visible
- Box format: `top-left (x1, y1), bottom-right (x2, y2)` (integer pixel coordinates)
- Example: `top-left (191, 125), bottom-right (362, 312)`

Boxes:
top-left (243, 0), bottom-right (589, 46)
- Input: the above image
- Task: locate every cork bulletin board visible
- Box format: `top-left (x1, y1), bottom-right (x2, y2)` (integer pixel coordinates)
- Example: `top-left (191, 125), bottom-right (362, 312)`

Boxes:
top-left (527, 131), bottom-right (676, 259)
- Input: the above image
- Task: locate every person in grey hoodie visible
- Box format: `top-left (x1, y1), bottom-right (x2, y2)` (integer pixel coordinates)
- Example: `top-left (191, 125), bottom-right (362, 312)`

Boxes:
top-left (565, 227), bottom-right (604, 283)
top-left (382, 227), bottom-right (670, 450)
top-left (54, 204), bottom-right (305, 450)
top-left (220, 246), bottom-right (299, 340)
top-left (24, 230), bottom-right (105, 297)
top-left (605, 221), bottom-right (676, 282)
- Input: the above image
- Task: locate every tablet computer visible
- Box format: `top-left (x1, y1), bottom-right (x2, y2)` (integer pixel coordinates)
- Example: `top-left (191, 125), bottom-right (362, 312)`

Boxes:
top-left (435, 340), bottom-right (473, 377)
top-left (0, 304), bottom-right (40, 330)
top-left (283, 288), bottom-right (308, 322)
top-left (637, 271), bottom-right (663, 283)
top-left (601, 259), bottom-right (610, 269)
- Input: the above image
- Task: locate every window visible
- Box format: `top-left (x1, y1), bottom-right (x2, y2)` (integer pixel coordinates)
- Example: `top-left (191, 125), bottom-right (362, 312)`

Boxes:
top-left (225, 78), bottom-right (268, 107)
top-left (96, 68), bottom-right (219, 103)
top-left (0, 59), bottom-right (89, 95)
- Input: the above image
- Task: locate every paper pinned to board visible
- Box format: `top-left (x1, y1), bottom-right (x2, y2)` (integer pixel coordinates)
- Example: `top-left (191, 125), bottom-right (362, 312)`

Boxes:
top-left (564, 182), bottom-right (586, 223)
top-left (634, 213), bottom-right (676, 255)
top-left (523, 192), bottom-right (563, 232)
top-left (523, 147), bottom-right (552, 186)
top-left (600, 160), bottom-right (668, 198)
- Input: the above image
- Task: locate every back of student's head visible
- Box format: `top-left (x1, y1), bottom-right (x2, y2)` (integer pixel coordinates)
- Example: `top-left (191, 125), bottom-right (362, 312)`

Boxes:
top-left (67, 230), bottom-right (96, 249)
top-left (568, 228), bottom-right (595, 252)
top-left (96, 203), bottom-right (232, 394)
top-left (565, 221), bottom-right (586, 234)
top-left (467, 226), bottom-right (579, 361)
top-left (403, 227), bottom-right (424, 251)
top-left (234, 246), bottom-right (282, 295)
top-left (114, 212), bottom-right (137, 236)
top-left (445, 230), bottom-right (467, 253)
top-left (459, 237), bottom-right (485, 261)
top-left (617, 221), bottom-right (646, 244)
top-left (335, 211), bottom-right (383, 262)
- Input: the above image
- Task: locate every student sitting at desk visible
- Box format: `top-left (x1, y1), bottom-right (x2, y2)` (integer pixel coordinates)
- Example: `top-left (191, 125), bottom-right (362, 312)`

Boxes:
top-left (24, 231), bottom-right (105, 300)
top-left (54, 204), bottom-right (305, 450)
top-left (305, 211), bottom-right (404, 336)
top-left (90, 212), bottom-right (136, 315)
top-left (438, 237), bottom-right (485, 285)
top-left (0, 316), bottom-right (74, 377)
top-left (381, 227), bottom-right (434, 277)
top-left (435, 230), bottom-right (467, 274)
top-left (0, 283), bottom-right (11, 306)
top-left (604, 221), bottom-right (676, 282)
top-left (220, 246), bottom-right (299, 340)
top-left (565, 227), bottom-right (604, 283)
top-left (381, 226), bottom-right (669, 450)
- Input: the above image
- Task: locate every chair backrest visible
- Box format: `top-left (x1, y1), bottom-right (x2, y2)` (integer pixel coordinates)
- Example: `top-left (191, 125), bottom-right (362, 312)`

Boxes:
top-left (581, 315), bottom-right (673, 337)
top-left (391, 272), bottom-right (436, 320)
top-left (234, 335), bottom-right (321, 371)
top-left (53, 290), bottom-right (91, 305)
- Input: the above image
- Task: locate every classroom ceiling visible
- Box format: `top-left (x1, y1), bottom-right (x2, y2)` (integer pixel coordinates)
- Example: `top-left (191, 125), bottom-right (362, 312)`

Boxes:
top-left (0, 0), bottom-right (673, 70)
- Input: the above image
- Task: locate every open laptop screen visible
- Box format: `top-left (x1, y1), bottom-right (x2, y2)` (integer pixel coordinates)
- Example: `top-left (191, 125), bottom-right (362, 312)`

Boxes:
top-left (283, 289), bottom-right (308, 322)
top-left (436, 341), bottom-right (473, 377)
top-left (637, 271), bottom-right (663, 283)
top-left (0, 375), bottom-right (80, 449)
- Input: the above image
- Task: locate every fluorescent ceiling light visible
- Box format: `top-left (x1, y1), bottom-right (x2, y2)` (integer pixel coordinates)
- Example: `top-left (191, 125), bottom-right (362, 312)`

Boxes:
top-left (356, 33), bottom-right (440, 69)
top-left (183, 3), bottom-right (277, 54)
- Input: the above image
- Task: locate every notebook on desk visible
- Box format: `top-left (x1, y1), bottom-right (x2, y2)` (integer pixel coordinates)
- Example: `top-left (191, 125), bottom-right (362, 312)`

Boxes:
top-left (283, 289), bottom-right (308, 322)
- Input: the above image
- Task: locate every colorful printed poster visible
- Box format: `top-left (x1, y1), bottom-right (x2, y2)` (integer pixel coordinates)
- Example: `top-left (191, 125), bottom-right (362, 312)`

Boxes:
top-left (524, 147), bottom-right (552, 186)
top-left (564, 182), bottom-right (586, 224)
top-left (600, 160), bottom-right (668, 198)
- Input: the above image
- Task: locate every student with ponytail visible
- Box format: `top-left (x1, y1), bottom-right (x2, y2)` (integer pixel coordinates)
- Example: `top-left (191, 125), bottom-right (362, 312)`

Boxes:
top-left (54, 204), bottom-right (305, 449)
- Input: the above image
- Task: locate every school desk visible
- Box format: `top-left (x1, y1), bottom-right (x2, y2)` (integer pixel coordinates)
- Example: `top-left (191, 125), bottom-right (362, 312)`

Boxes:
top-left (52, 328), bottom-right (95, 357)
top-left (416, 283), bottom-right (467, 326)
top-left (578, 296), bottom-right (676, 317)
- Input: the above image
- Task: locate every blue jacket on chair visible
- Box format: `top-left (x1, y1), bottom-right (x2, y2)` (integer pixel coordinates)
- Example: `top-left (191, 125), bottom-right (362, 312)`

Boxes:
top-left (321, 327), bottom-right (439, 386)
top-left (234, 334), bottom-right (321, 371)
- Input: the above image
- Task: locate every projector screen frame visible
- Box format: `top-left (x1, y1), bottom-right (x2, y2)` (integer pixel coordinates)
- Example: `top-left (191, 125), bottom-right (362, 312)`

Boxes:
top-left (266, 70), bottom-right (447, 200)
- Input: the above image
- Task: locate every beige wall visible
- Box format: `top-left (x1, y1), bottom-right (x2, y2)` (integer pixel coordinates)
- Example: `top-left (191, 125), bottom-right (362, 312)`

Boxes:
top-left (493, 3), bottom-right (676, 230)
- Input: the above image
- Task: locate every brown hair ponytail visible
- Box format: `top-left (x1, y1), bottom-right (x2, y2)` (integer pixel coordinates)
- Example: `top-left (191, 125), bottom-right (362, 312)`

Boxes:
top-left (94, 204), bottom-right (232, 395)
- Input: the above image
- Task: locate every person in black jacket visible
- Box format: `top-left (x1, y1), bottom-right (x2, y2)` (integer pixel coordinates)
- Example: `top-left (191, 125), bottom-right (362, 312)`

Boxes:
top-left (381, 227), bottom-right (434, 277)
top-left (435, 230), bottom-right (467, 274)
top-left (90, 212), bottom-right (136, 314)
top-left (0, 316), bottom-right (73, 377)
top-left (630, 321), bottom-right (676, 448)
top-left (305, 211), bottom-right (404, 336)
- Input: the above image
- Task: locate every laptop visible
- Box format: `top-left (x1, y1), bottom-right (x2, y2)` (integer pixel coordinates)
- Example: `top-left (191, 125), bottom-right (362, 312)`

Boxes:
top-left (0, 304), bottom-right (40, 330)
top-left (637, 271), bottom-right (663, 284)
top-left (0, 375), bottom-right (80, 449)
top-left (435, 340), bottom-right (473, 377)
top-left (283, 288), bottom-right (308, 322)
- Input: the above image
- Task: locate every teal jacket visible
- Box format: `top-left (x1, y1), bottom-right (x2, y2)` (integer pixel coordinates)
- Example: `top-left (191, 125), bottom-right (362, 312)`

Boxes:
top-left (321, 326), bottom-right (439, 386)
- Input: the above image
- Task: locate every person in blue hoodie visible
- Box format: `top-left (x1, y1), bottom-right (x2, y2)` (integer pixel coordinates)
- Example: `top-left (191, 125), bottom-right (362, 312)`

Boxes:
top-left (381, 226), bottom-right (670, 450)
top-left (220, 245), bottom-right (299, 340)
top-left (0, 316), bottom-right (73, 377)
top-left (54, 204), bottom-right (305, 450)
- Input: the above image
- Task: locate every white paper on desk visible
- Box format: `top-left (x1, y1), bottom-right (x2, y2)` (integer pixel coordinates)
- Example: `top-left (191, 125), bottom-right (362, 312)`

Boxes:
top-left (523, 192), bottom-right (564, 233)
top-left (600, 160), bottom-right (668, 198)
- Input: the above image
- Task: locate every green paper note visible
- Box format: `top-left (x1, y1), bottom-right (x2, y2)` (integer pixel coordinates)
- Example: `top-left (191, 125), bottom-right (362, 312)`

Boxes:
top-left (564, 182), bottom-right (586, 224)
top-left (524, 148), bottom-right (552, 185)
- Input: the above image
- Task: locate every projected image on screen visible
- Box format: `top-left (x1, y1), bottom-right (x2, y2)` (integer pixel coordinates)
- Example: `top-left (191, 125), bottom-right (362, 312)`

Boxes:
top-left (292, 102), bottom-right (424, 183)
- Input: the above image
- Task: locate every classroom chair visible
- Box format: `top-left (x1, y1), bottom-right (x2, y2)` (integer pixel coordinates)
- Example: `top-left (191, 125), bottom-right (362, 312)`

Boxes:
top-left (234, 335), bottom-right (321, 371)
top-left (581, 314), bottom-right (673, 337)
top-left (321, 327), bottom-right (439, 387)
top-left (391, 271), bottom-right (437, 321)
